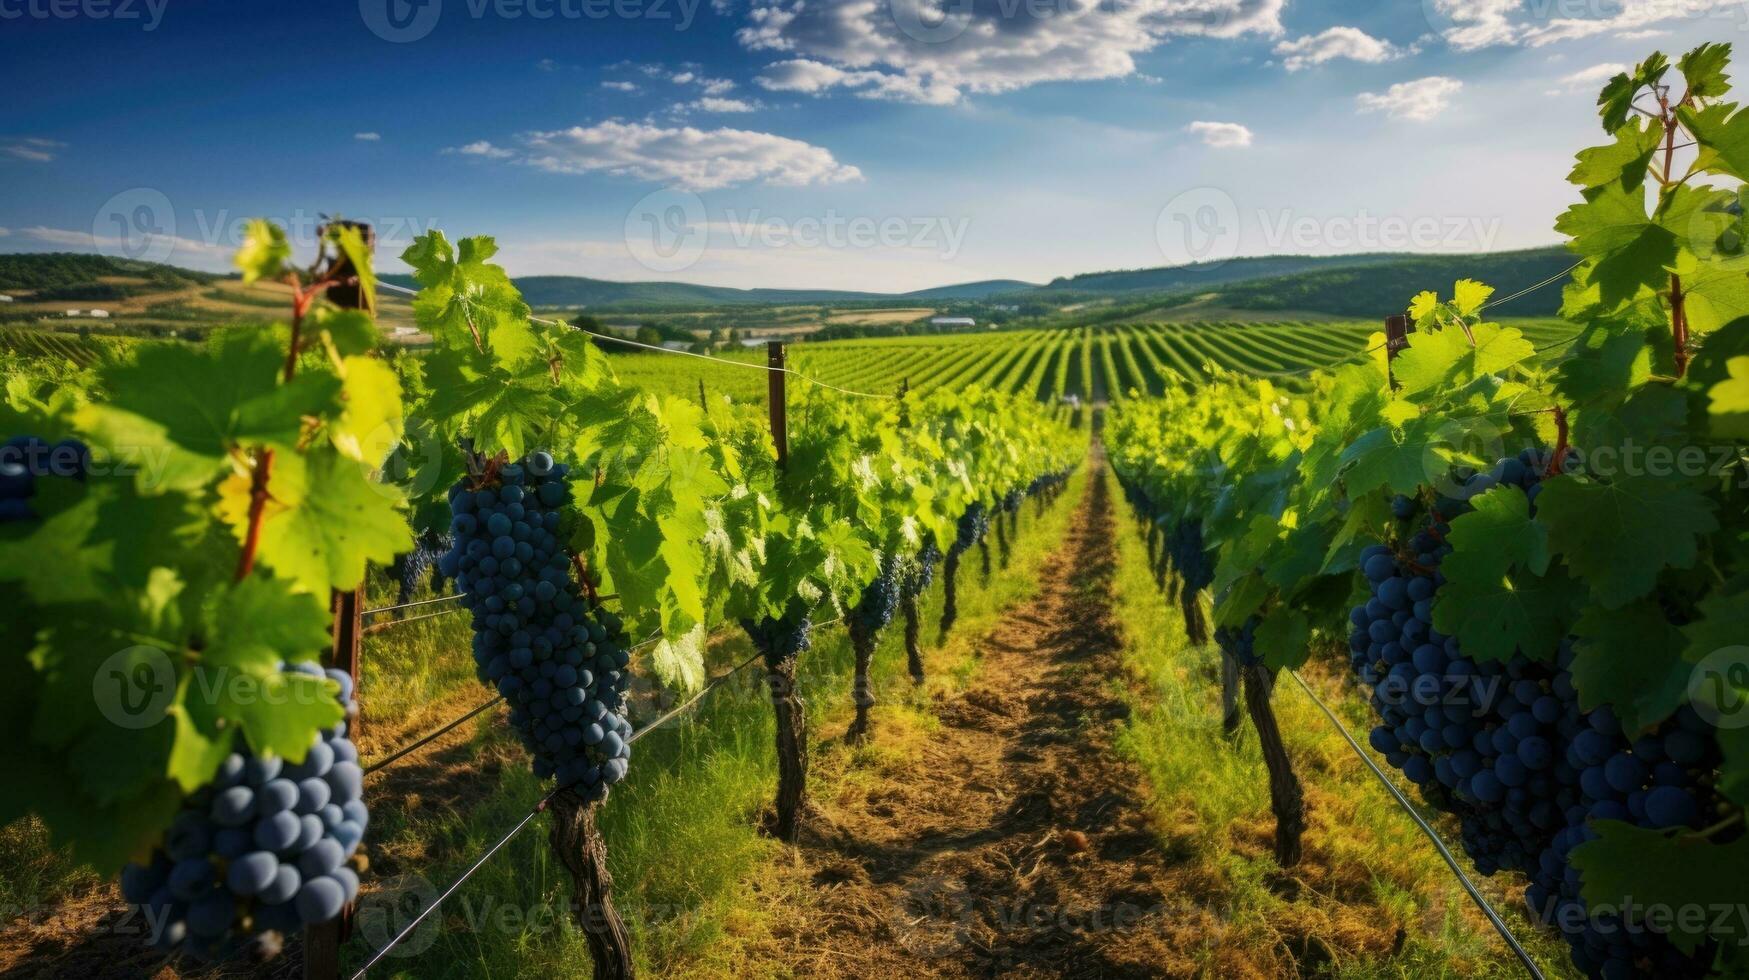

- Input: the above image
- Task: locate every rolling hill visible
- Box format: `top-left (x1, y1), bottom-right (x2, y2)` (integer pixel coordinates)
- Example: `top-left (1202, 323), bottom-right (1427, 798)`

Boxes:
top-left (5, 245), bottom-right (1576, 322)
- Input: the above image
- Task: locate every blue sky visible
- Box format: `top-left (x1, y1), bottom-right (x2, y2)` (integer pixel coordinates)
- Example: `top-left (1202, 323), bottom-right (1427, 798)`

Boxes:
top-left (0, 0), bottom-right (1742, 291)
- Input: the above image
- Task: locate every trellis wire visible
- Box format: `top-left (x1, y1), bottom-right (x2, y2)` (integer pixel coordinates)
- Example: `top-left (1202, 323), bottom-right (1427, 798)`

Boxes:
top-left (1284, 669), bottom-right (1548, 980)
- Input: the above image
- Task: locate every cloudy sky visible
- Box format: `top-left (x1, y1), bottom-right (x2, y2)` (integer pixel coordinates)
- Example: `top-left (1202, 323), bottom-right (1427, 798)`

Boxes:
top-left (0, 0), bottom-right (1742, 290)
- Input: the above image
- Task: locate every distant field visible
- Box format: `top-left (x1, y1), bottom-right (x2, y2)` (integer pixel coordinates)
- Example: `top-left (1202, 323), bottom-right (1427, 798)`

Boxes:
top-left (600, 318), bottom-right (1584, 407)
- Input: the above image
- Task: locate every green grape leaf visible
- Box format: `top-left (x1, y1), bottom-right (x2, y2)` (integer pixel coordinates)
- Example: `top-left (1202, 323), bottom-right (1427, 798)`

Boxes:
top-left (1680, 101), bottom-right (1749, 183)
top-left (1679, 41), bottom-right (1732, 99)
top-left (1450, 280), bottom-right (1494, 318)
top-left (235, 219), bottom-right (291, 285)
top-left (1391, 323), bottom-right (1534, 397)
top-left (1596, 72), bottom-right (1638, 133)
top-left (218, 447), bottom-right (411, 594)
top-left (330, 355), bottom-right (405, 465)
top-left (647, 624), bottom-right (708, 693)
top-left (1339, 417), bottom-right (1464, 497)
top-left (1536, 474), bottom-right (1718, 608)
top-left (1254, 605), bottom-right (1310, 670)
top-left (1214, 574), bottom-right (1269, 628)
top-left (1706, 356), bottom-right (1749, 437)
top-left (84, 330), bottom-right (342, 490)
top-left (1568, 121), bottom-right (1660, 192)
top-left (1556, 182), bottom-right (1677, 307)
top-left (1443, 485), bottom-right (1551, 580)
top-left (311, 307), bottom-right (381, 358)
top-left (1572, 823), bottom-right (1749, 954)
top-left (1569, 600), bottom-right (1691, 731)
top-left (1669, 247), bottom-right (1749, 336)
top-left (1434, 561), bottom-right (1581, 664)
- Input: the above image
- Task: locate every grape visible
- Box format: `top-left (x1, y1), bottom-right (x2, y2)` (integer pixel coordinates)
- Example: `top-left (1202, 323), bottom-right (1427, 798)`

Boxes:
top-left (118, 661), bottom-right (368, 958)
top-left (1214, 617), bottom-right (1262, 668)
top-left (1346, 451), bottom-right (1732, 979)
top-left (0, 435), bottom-right (88, 523)
top-left (441, 452), bottom-right (633, 803)
top-left (224, 852), bottom-right (277, 897)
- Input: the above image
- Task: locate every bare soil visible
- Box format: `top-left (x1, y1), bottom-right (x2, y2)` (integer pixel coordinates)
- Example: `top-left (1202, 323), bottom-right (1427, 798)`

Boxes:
top-left (755, 460), bottom-right (1232, 978)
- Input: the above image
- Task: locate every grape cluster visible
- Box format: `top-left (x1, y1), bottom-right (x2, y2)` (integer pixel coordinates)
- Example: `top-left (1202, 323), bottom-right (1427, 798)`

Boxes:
top-left (1166, 518), bottom-right (1214, 592)
top-left (850, 553), bottom-right (901, 638)
top-left (1214, 617), bottom-right (1262, 668)
top-left (1531, 698), bottom-right (1725, 979)
top-left (1351, 452), bottom-right (1576, 876)
top-left (391, 528), bottom-right (453, 608)
top-left (438, 451), bottom-right (632, 801)
top-left (0, 435), bottom-right (88, 523)
top-left (1350, 450), bottom-right (1731, 978)
top-left (1000, 488), bottom-right (1023, 514)
top-left (950, 504), bottom-right (988, 557)
top-left (903, 540), bottom-right (941, 599)
top-left (121, 662), bottom-right (366, 956)
top-left (741, 608), bottom-right (813, 665)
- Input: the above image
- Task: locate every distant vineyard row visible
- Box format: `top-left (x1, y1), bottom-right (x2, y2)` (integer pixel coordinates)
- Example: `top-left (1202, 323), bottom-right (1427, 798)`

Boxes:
top-left (607, 320), bottom-right (1584, 406)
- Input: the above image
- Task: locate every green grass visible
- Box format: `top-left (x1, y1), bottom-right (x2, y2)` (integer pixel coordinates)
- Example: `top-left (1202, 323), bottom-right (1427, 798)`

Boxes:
top-left (337, 468), bottom-right (1089, 978)
top-left (1101, 465), bottom-right (1579, 979)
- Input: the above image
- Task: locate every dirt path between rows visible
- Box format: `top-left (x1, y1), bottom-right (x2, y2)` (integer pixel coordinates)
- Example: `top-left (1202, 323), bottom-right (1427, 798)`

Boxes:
top-left (763, 453), bottom-right (1217, 978)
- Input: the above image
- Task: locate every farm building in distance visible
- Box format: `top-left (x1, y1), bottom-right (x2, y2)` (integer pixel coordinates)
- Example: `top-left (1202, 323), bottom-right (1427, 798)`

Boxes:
top-left (931, 316), bottom-right (976, 327)
top-left (0, 295), bottom-right (13, 302)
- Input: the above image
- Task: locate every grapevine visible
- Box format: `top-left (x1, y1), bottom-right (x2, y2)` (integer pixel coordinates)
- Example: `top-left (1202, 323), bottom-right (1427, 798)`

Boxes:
top-left (1107, 42), bottom-right (1749, 979)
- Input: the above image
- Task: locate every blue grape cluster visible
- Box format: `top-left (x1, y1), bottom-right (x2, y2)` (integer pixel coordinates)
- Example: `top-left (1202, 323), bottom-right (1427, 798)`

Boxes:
top-left (392, 527), bottom-right (453, 608)
top-left (1000, 488), bottom-right (1023, 514)
top-left (1166, 518), bottom-right (1214, 592)
top-left (0, 435), bottom-right (88, 522)
top-left (121, 662), bottom-right (366, 956)
top-left (1351, 451), bottom-right (1730, 978)
top-left (1214, 617), bottom-right (1263, 668)
top-left (741, 608), bottom-right (813, 666)
top-left (950, 504), bottom-right (988, 557)
top-left (1351, 453), bottom-right (1575, 876)
top-left (903, 540), bottom-right (941, 599)
top-left (1531, 699), bottom-right (1725, 979)
top-left (850, 553), bottom-right (901, 639)
top-left (439, 451), bottom-right (632, 801)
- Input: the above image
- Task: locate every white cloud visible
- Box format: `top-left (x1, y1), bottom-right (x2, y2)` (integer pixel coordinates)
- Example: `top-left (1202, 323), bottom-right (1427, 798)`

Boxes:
top-left (687, 97), bottom-right (760, 113)
top-left (21, 225), bottom-right (232, 262)
top-left (701, 78), bottom-right (737, 95)
top-left (1357, 76), bottom-right (1462, 122)
top-left (1555, 63), bottom-right (1627, 92)
top-left (602, 80), bottom-right (640, 92)
top-left (671, 71), bottom-right (696, 84)
top-left (757, 58), bottom-right (959, 105)
top-left (739, 0), bottom-right (1284, 105)
top-left (3, 137), bottom-right (65, 163)
top-left (473, 121), bottom-right (862, 190)
top-left (1185, 120), bottom-right (1253, 148)
top-left (1273, 26), bottom-right (1401, 71)
top-left (0, 227), bottom-right (10, 236)
top-left (538, 58), bottom-right (558, 71)
top-left (445, 140), bottom-right (517, 159)
top-left (354, 131), bottom-right (382, 141)
top-left (1431, 0), bottom-right (1732, 50)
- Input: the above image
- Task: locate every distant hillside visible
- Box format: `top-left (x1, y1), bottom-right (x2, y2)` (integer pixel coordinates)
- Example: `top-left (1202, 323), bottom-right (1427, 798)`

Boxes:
top-left (1037, 254), bottom-right (1403, 296)
top-left (903, 279), bottom-right (1039, 300)
top-left (1195, 247), bottom-right (1576, 318)
top-left (6, 246), bottom-right (1574, 321)
top-left (0, 252), bottom-right (219, 297)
